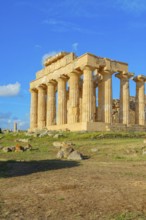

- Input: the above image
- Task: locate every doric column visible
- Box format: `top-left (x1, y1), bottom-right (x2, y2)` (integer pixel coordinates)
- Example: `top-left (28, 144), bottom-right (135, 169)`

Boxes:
top-left (68, 71), bottom-right (80, 123)
top-left (46, 81), bottom-right (56, 127)
top-left (133, 75), bottom-right (146, 125)
top-left (96, 74), bottom-right (103, 122)
top-left (30, 88), bottom-right (38, 130)
top-left (37, 85), bottom-right (46, 129)
top-left (115, 72), bottom-right (134, 124)
top-left (100, 70), bottom-right (113, 123)
top-left (93, 83), bottom-right (97, 122)
top-left (57, 77), bottom-right (67, 125)
top-left (82, 66), bottom-right (94, 122)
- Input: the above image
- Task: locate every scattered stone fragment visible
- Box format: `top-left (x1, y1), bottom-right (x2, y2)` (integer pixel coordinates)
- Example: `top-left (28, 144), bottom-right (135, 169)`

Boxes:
top-left (48, 133), bottom-right (54, 137)
top-left (53, 142), bottom-right (63, 149)
top-left (23, 144), bottom-right (32, 151)
top-left (55, 141), bottom-right (83, 160)
top-left (91, 148), bottom-right (98, 153)
top-left (67, 150), bottom-right (83, 161)
top-left (15, 144), bottom-right (24, 152)
top-left (57, 150), bottom-right (64, 159)
top-left (61, 146), bottom-right (74, 158)
top-left (3, 147), bottom-right (13, 153)
top-left (142, 150), bottom-right (146, 155)
top-left (143, 139), bottom-right (146, 144)
top-left (39, 131), bottom-right (48, 137)
top-left (62, 142), bottom-right (75, 147)
top-left (53, 134), bottom-right (64, 139)
top-left (16, 138), bottom-right (29, 143)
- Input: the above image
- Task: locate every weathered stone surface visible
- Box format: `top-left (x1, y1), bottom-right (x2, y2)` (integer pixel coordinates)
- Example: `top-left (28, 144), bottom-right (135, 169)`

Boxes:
top-left (53, 134), bottom-right (64, 139)
top-left (67, 150), bottom-right (83, 160)
top-left (91, 148), bottom-right (98, 152)
top-left (29, 52), bottom-right (146, 132)
top-left (61, 146), bottom-right (74, 158)
top-left (56, 150), bottom-right (64, 159)
top-left (53, 142), bottom-right (63, 149)
top-left (15, 144), bottom-right (24, 152)
top-left (3, 146), bottom-right (15, 152)
top-left (23, 144), bottom-right (32, 151)
top-left (142, 150), bottom-right (146, 155)
top-left (16, 139), bottom-right (29, 143)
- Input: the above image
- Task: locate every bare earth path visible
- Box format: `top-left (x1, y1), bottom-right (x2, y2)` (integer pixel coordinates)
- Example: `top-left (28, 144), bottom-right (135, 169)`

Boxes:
top-left (1, 159), bottom-right (146, 220)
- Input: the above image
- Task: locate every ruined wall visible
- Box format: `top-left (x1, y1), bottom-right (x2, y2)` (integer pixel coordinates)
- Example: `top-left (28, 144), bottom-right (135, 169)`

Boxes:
top-left (112, 96), bottom-right (146, 124)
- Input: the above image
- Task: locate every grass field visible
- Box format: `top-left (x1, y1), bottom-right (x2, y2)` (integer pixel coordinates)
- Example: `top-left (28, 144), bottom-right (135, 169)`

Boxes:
top-left (0, 131), bottom-right (146, 219)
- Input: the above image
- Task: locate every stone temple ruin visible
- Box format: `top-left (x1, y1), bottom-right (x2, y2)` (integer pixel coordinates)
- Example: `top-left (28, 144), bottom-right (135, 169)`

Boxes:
top-left (29, 52), bottom-right (146, 131)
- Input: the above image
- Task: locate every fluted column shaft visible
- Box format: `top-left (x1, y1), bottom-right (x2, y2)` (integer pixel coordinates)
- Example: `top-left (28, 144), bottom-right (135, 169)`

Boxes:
top-left (97, 81), bottom-right (103, 122)
top-left (134, 76), bottom-right (146, 125)
top-left (120, 78), bottom-right (129, 124)
top-left (100, 71), bottom-right (112, 123)
top-left (30, 89), bottom-right (38, 130)
top-left (115, 72), bottom-right (133, 125)
top-left (57, 78), bottom-right (67, 125)
top-left (82, 66), bottom-right (94, 122)
top-left (46, 82), bottom-right (56, 126)
top-left (93, 84), bottom-right (97, 122)
top-left (69, 71), bottom-right (79, 123)
top-left (38, 85), bottom-right (46, 129)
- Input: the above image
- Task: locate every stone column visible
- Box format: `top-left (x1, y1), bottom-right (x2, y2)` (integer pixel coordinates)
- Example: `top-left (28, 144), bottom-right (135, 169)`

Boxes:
top-left (82, 66), bottom-right (94, 122)
top-left (93, 83), bottom-right (97, 122)
top-left (57, 77), bottom-right (67, 125)
top-left (115, 72), bottom-right (134, 125)
top-left (133, 75), bottom-right (146, 125)
top-left (46, 81), bottom-right (56, 127)
top-left (69, 71), bottom-right (80, 123)
top-left (37, 85), bottom-right (46, 129)
top-left (13, 122), bottom-right (18, 132)
top-left (30, 88), bottom-right (38, 130)
top-left (100, 70), bottom-right (113, 123)
top-left (96, 74), bottom-right (103, 122)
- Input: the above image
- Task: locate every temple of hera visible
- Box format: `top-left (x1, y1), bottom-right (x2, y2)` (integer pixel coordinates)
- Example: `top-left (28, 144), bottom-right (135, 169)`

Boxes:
top-left (29, 52), bottom-right (146, 132)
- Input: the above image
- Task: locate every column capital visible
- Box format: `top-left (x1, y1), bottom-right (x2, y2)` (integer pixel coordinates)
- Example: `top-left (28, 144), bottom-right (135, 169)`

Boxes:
top-left (115, 71), bottom-right (134, 80)
top-left (68, 70), bottom-right (80, 77)
top-left (81, 65), bottom-right (95, 72)
top-left (100, 69), bottom-right (114, 76)
top-left (30, 88), bottom-right (38, 93)
top-left (47, 80), bottom-right (57, 86)
top-left (133, 75), bottom-right (146, 83)
top-left (37, 84), bottom-right (47, 90)
top-left (57, 75), bottom-right (69, 82)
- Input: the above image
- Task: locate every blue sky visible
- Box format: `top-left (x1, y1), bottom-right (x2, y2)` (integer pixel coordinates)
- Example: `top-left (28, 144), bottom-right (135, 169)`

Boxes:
top-left (0, 0), bottom-right (146, 130)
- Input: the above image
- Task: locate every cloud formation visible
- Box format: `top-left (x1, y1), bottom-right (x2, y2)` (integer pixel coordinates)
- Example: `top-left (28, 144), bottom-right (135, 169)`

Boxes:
top-left (0, 82), bottom-right (21, 97)
top-left (42, 51), bottom-right (59, 65)
top-left (72, 43), bottom-right (78, 52)
top-left (115, 0), bottom-right (146, 13)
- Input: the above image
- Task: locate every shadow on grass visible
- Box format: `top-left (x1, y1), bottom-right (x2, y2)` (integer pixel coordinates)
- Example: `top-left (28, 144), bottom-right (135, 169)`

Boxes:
top-left (0, 159), bottom-right (80, 178)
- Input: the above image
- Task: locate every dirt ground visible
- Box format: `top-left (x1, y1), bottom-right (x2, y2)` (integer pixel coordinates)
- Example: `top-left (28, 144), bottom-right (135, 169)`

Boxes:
top-left (1, 159), bottom-right (146, 220)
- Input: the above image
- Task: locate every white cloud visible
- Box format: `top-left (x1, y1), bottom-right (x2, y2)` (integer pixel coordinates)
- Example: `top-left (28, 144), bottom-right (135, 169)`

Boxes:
top-left (0, 82), bottom-right (21, 97)
top-left (115, 0), bottom-right (146, 13)
top-left (72, 43), bottom-right (78, 52)
top-left (42, 51), bottom-right (59, 66)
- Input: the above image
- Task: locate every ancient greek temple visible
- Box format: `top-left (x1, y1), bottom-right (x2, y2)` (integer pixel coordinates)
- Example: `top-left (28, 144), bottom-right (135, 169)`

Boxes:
top-left (29, 52), bottom-right (146, 131)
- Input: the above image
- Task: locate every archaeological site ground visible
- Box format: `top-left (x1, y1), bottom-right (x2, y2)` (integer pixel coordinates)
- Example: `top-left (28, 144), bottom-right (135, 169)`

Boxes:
top-left (1, 131), bottom-right (146, 220)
